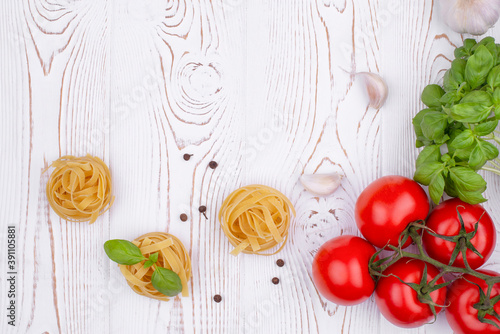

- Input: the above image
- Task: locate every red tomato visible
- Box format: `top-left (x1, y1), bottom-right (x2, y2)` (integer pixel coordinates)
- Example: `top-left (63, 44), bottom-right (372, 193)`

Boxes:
top-left (375, 258), bottom-right (446, 328)
top-left (422, 198), bottom-right (496, 269)
top-left (312, 235), bottom-right (376, 306)
top-left (355, 176), bottom-right (430, 248)
top-left (446, 270), bottom-right (500, 334)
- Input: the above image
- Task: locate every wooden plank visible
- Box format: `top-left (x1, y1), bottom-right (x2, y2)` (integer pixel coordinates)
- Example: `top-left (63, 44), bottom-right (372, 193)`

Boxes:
top-left (0, 0), bottom-right (111, 333)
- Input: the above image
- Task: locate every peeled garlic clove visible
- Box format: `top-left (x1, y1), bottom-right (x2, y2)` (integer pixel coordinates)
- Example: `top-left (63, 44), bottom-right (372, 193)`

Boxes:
top-left (440, 0), bottom-right (500, 35)
top-left (300, 173), bottom-right (343, 196)
top-left (357, 72), bottom-right (388, 109)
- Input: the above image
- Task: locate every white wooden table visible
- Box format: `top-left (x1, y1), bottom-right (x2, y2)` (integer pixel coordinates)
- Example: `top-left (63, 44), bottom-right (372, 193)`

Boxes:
top-left (2, 0), bottom-right (500, 333)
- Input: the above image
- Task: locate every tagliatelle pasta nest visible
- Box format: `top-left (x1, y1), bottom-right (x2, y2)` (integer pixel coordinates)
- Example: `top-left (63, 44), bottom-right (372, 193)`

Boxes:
top-left (46, 155), bottom-right (114, 224)
top-left (218, 184), bottom-right (295, 256)
top-left (119, 232), bottom-right (192, 301)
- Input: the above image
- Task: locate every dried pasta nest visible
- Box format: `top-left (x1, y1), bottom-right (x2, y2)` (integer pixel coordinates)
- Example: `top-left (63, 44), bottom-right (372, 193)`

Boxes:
top-left (46, 155), bottom-right (114, 224)
top-left (119, 232), bottom-right (192, 301)
top-left (218, 184), bottom-right (295, 256)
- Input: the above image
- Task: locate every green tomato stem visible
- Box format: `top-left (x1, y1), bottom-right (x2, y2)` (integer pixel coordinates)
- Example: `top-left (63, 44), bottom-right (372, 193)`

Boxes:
top-left (373, 226), bottom-right (500, 284)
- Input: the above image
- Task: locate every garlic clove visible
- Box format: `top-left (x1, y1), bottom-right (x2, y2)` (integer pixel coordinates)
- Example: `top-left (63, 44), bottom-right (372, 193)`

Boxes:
top-left (300, 173), bottom-right (343, 196)
top-left (440, 0), bottom-right (500, 36)
top-left (357, 72), bottom-right (388, 109)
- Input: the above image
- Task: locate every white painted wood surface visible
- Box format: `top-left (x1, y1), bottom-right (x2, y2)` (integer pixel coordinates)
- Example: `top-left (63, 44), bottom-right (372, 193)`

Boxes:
top-left (2, 0), bottom-right (500, 333)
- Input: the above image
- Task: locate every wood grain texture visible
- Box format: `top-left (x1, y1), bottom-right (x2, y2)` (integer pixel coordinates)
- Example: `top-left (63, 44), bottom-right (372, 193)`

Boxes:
top-left (1, 0), bottom-right (500, 333)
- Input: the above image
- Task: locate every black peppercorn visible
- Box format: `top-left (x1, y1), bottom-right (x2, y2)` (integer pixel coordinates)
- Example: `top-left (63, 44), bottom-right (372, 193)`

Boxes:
top-left (213, 295), bottom-right (222, 303)
top-left (272, 277), bottom-right (280, 285)
top-left (198, 205), bottom-right (207, 213)
top-left (180, 214), bottom-right (188, 222)
top-left (276, 259), bottom-right (285, 267)
top-left (183, 154), bottom-right (192, 161)
top-left (209, 161), bottom-right (218, 169)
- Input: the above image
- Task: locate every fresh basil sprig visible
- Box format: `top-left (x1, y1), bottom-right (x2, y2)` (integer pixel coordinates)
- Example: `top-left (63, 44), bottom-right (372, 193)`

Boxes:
top-left (104, 239), bottom-right (183, 297)
top-left (413, 37), bottom-right (500, 204)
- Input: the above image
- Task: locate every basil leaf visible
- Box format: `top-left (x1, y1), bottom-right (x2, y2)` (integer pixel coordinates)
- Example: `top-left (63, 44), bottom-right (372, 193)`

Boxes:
top-left (440, 91), bottom-right (460, 106)
top-left (443, 69), bottom-right (460, 92)
top-left (451, 91), bottom-right (493, 123)
top-left (416, 145), bottom-right (441, 166)
top-left (469, 139), bottom-right (499, 169)
top-left (465, 45), bottom-right (494, 89)
top-left (493, 88), bottom-right (500, 105)
top-left (421, 111), bottom-right (449, 141)
top-left (429, 172), bottom-right (445, 204)
top-left (454, 46), bottom-right (468, 59)
top-left (414, 162), bottom-right (445, 185)
top-left (451, 58), bottom-right (467, 83)
top-left (464, 39), bottom-right (477, 53)
top-left (413, 108), bottom-right (435, 146)
top-left (421, 84), bottom-right (445, 108)
top-left (487, 65), bottom-right (500, 88)
top-left (104, 240), bottom-right (146, 265)
top-left (449, 129), bottom-right (475, 149)
top-left (474, 120), bottom-right (499, 136)
top-left (151, 267), bottom-right (183, 297)
top-left (444, 172), bottom-right (460, 198)
top-left (143, 259), bottom-right (155, 268)
top-left (449, 166), bottom-right (487, 193)
top-left (149, 252), bottom-right (159, 263)
top-left (454, 142), bottom-right (477, 161)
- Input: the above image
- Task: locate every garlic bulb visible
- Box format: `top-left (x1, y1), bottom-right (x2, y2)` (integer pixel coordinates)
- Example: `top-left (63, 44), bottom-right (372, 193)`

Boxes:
top-left (357, 72), bottom-right (388, 109)
top-left (300, 173), bottom-right (343, 196)
top-left (440, 0), bottom-right (500, 35)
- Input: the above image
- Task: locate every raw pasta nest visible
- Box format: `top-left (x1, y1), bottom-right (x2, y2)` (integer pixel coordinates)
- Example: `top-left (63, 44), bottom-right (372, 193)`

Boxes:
top-left (119, 232), bottom-right (192, 301)
top-left (218, 184), bottom-right (295, 256)
top-left (46, 155), bottom-right (114, 224)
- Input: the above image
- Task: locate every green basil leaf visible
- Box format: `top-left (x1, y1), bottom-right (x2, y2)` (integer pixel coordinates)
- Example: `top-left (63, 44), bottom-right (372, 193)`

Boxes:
top-left (449, 129), bottom-right (475, 149)
top-left (440, 91), bottom-right (460, 106)
top-left (429, 172), bottom-right (445, 204)
top-left (151, 267), bottom-right (183, 297)
top-left (143, 259), bottom-right (155, 268)
top-left (421, 84), bottom-right (445, 108)
top-left (149, 252), bottom-right (159, 263)
top-left (444, 172), bottom-right (460, 198)
top-left (416, 145), bottom-right (441, 166)
top-left (414, 162), bottom-right (445, 185)
top-left (443, 69), bottom-right (460, 92)
top-left (469, 139), bottom-right (500, 169)
top-left (465, 45), bottom-right (494, 89)
top-left (413, 108), bottom-right (435, 145)
top-left (461, 90), bottom-right (493, 105)
top-left (451, 91), bottom-right (493, 123)
top-left (421, 111), bottom-right (449, 141)
top-left (454, 142), bottom-right (477, 161)
top-left (447, 166), bottom-right (487, 204)
top-left (104, 240), bottom-right (146, 265)
top-left (493, 88), bottom-right (500, 105)
top-left (487, 65), bottom-right (500, 88)
top-left (449, 166), bottom-right (487, 192)
top-left (458, 191), bottom-right (487, 205)
top-left (454, 46), bottom-right (468, 59)
top-left (451, 58), bottom-right (467, 83)
top-left (474, 120), bottom-right (499, 136)
top-left (464, 39), bottom-right (477, 53)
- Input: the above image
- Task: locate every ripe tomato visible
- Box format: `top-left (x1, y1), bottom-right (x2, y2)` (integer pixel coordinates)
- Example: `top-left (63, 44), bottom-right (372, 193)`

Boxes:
top-left (374, 258), bottom-right (446, 328)
top-left (312, 235), bottom-right (376, 306)
top-left (355, 175), bottom-right (430, 248)
top-left (446, 270), bottom-right (500, 334)
top-left (422, 198), bottom-right (496, 269)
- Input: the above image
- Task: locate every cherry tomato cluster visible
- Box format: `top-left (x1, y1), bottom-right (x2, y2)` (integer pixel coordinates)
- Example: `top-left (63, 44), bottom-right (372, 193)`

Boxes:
top-left (312, 175), bottom-right (500, 333)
